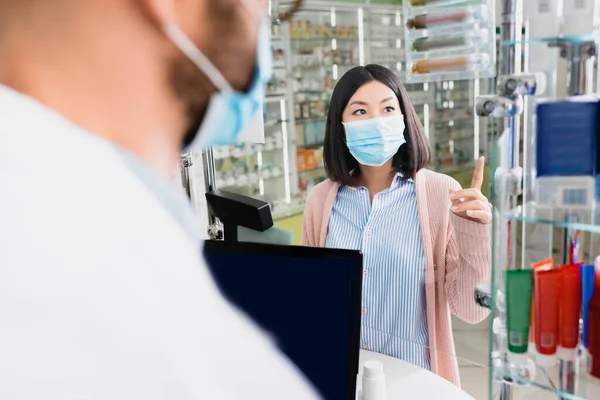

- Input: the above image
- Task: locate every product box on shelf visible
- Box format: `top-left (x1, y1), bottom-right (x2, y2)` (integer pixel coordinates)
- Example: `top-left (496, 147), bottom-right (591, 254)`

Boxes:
top-left (297, 149), bottom-right (307, 172)
top-left (296, 148), bottom-right (319, 172)
top-left (315, 121), bottom-right (326, 144)
top-left (295, 124), bottom-right (305, 147)
top-left (524, 0), bottom-right (560, 40)
top-left (310, 100), bottom-right (326, 117)
top-left (402, 0), bottom-right (496, 83)
top-left (294, 102), bottom-right (302, 120)
top-left (562, 0), bottom-right (600, 39)
top-left (304, 123), bottom-right (318, 146)
top-left (305, 150), bottom-right (318, 170)
top-left (535, 98), bottom-right (600, 209)
top-left (290, 20), bottom-right (358, 41)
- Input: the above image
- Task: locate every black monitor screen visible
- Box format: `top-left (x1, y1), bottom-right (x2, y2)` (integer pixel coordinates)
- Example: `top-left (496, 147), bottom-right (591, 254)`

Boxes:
top-left (203, 240), bottom-right (363, 400)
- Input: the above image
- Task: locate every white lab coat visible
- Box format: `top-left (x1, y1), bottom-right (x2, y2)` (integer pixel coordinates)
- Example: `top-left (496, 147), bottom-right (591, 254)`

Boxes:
top-left (0, 86), bottom-right (318, 399)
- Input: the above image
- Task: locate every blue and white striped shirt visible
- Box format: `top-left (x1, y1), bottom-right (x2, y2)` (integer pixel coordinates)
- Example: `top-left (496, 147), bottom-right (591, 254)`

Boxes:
top-left (325, 173), bottom-right (430, 370)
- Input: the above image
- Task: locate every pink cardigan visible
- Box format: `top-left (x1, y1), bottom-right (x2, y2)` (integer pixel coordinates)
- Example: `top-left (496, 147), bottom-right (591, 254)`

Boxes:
top-left (302, 168), bottom-right (491, 387)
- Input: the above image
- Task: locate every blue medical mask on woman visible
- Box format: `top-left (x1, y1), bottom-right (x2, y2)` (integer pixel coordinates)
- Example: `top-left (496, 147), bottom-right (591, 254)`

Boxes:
top-left (163, 15), bottom-right (273, 150)
top-left (343, 114), bottom-right (406, 167)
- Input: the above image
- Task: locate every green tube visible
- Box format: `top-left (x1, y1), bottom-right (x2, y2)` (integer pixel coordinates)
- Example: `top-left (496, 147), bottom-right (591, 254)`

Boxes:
top-left (506, 269), bottom-right (533, 354)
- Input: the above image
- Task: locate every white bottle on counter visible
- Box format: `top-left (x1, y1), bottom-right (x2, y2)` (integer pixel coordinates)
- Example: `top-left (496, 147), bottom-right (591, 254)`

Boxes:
top-left (362, 360), bottom-right (386, 400)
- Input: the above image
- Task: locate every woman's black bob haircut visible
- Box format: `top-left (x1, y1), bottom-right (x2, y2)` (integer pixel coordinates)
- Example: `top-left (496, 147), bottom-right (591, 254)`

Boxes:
top-left (323, 64), bottom-right (431, 186)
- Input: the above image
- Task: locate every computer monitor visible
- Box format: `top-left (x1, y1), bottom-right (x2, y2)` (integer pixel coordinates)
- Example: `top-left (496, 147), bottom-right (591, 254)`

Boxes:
top-left (203, 240), bottom-right (363, 400)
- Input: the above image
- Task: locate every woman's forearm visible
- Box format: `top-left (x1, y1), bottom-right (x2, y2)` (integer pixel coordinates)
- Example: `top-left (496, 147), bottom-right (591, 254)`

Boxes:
top-left (444, 214), bottom-right (492, 323)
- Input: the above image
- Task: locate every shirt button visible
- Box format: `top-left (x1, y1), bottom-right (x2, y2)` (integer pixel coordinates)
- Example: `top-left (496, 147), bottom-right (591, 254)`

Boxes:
top-left (366, 229), bottom-right (371, 236)
top-left (362, 307), bottom-right (367, 315)
top-left (364, 268), bottom-right (368, 275)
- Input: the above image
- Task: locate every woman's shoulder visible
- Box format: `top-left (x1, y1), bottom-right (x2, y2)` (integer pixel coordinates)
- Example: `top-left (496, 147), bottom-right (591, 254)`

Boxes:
top-left (306, 179), bottom-right (338, 207)
top-left (417, 168), bottom-right (462, 191)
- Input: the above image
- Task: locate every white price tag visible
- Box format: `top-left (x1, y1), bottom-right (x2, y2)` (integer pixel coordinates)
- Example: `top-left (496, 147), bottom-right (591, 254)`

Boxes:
top-left (538, 0), bottom-right (550, 13)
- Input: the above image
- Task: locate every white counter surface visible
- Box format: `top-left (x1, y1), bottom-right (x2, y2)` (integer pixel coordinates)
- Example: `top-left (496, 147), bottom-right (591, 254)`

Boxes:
top-left (357, 350), bottom-right (475, 399)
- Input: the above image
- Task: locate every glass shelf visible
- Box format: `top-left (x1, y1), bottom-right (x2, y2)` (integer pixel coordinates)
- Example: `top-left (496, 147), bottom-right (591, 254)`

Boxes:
top-left (212, 143), bottom-right (290, 161)
top-left (403, 68), bottom-right (495, 84)
top-left (406, 19), bottom-right (488, 41)
top-left (500, 35), bottom-right (598, 47)
top-left (405, 0), bottom-right (489, 16)
top-left (493, 363), bottom-right (600, 400)
top-left (499, 203), bottom-right (600, 234)
top-left (264, 95), bottom-right (287, 103)
top-left (408, 43), bottom-right (492, 61)
top-left (295, 116), bottom-right (327, 123)
top-left (217, 168), bottom-right (295, 189)
top-left (290, 37), bottom-right (361, 42)
top-left (292, 63), bottom-right (356, 69)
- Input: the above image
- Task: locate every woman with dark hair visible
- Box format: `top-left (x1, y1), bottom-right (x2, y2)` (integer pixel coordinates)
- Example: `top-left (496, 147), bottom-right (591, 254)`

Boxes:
top-left (302, 65), bottom-right (492, 386)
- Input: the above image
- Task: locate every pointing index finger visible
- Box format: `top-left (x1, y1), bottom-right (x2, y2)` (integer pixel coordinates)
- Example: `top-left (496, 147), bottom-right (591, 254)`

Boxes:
top-left (471, 157), bottom-right (485, 190)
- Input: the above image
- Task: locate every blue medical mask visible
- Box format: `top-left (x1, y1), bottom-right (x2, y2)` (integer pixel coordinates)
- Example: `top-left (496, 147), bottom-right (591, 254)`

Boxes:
top-left (343, 114), bottom-right (406, 167)
top-left (163, 16), bottom-right (273, 150)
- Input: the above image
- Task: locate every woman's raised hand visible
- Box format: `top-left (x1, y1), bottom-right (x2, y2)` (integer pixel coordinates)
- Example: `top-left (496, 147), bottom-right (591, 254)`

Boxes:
top-left (449, 157), bottom-right (492, 224)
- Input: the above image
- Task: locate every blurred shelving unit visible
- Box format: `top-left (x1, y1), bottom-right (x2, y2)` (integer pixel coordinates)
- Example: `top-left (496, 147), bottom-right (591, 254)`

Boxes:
top-left (479, 0), bottom-right (600, 399)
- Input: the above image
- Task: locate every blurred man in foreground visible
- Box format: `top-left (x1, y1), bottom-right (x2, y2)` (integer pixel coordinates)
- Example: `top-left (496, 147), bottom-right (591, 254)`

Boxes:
top-left (0, 0), bottom-right (317, 398)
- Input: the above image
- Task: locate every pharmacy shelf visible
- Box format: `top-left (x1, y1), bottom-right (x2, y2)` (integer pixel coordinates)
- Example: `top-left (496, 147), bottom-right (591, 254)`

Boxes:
top-left (404, 0), bottom-right (488, 16)
top-left (493, 363), bottom-right (600, 400)
top-left (402, 0), bottom-right (496, 83)
top-left (498, 204), bottom-right (600, 234)
top-left (485, 2), bottom-right (600, 398)
top-left (500, 35), bottom-right (598, 47)
top-left (213, 144), bottom-right (289, 161)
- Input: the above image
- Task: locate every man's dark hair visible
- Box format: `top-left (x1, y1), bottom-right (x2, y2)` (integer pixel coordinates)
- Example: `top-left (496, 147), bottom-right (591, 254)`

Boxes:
top-left (323, 64), bottom-right (431, 186)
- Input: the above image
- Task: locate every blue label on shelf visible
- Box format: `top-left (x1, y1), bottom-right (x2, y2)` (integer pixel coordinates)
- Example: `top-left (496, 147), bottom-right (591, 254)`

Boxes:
top-left (536, 100), bottom-right (600, 177)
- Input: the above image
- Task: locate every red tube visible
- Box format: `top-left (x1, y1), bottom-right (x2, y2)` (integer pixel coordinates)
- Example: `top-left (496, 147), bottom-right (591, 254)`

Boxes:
top-left (534, 268), bottom-right (561, 366)
top-left (557, 265), bottom-right (582, 361)
top-left (529, 259), bottom-right (553, 354)
top-left (590, 304), bottom-right (600, 378)
top-left (588, 268), bottom-right (600, 378)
